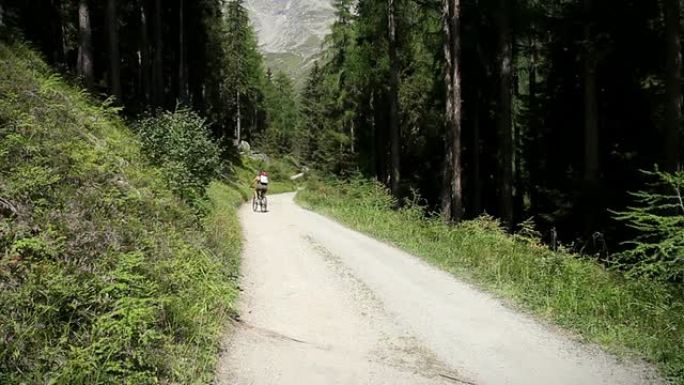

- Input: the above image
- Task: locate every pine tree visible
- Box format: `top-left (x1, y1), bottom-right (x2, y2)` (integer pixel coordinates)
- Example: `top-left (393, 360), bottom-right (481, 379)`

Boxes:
top-left (301, 63), bottom-right (327, 163)
top-left (152, 0), bottom-right (163, 106)
top-left (497, 0), bottom-right (513, 227)
top-left (663, 0), bottom-right (682, 171)
top-left (106, 0), bottom-right (121, 100)
top-left (388, 0), bottom-right (401, 198)
top-left (613, 171), bottom-right (684, 281)
top-left (262, 72), bottom-right (301, 154)
top-left (178, 0), bottom-right (188, 102)
top-left (441, 0), bottom-right (463, 222)
top-left (77, 0), bottom-right (94, 89)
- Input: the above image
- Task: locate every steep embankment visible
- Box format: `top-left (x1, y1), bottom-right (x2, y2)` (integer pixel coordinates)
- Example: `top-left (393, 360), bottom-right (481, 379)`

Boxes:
top-left (0, 42), bottom-right (241, 384)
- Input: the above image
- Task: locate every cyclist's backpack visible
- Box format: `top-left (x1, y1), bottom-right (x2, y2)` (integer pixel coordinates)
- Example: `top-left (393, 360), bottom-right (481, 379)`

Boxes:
top-left (259, 174), bottom-right (269, 184)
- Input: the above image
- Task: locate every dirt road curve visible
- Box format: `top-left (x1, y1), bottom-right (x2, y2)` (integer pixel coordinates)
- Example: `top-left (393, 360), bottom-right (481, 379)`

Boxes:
top-left (216, 193), bottom-right (660, 385)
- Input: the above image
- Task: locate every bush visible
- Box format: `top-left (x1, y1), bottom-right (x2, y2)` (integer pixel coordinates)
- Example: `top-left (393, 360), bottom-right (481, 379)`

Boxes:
top-left (136, 109), bottom-right (221, 202)
top-left (613, 170), bottom-right (684, 281)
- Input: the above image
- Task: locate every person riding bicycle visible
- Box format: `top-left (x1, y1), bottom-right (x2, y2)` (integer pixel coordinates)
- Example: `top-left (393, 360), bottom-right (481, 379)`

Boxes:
top-left (253, 170), bottom-right (269, 200)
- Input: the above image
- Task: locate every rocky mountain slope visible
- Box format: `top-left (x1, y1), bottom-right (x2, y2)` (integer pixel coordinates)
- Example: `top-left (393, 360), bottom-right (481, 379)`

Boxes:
top-left (245, 0), bottom-right (335, 83)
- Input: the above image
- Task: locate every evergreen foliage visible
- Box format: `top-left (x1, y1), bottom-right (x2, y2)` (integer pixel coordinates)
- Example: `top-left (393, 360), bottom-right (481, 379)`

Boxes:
top-left (1, 0), bottom-right (270, 146)
top-left (260, 72), bottom-right (302, 155)
top-left (613, 171), bottom-right (684, 281)
top-left (297, 0), bottom-right (684, 256)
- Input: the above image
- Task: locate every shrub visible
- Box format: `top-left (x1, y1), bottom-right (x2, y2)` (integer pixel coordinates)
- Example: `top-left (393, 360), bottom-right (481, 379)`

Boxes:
top-left (136, 109), bottom-right (222, 202)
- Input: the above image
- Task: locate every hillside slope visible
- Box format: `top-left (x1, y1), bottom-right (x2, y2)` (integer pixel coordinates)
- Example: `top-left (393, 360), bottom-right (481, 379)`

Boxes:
top-left (0, 42), bottom-right (241, 384)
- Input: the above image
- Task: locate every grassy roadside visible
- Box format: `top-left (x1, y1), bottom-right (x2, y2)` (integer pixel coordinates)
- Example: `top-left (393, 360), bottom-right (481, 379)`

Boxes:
top-left (231, 155), bottom-right (301, 195)
top-left (296, 176), bottom-right (684, 384)
top-left (0, 41), bottom-right (244, 384)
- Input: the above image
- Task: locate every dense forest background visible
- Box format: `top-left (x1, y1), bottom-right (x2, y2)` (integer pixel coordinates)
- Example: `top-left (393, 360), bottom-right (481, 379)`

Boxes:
top-left (1, 0), bottom-right (683, 268)
top-left (0, 0), bottom-right (285, 146)
top-left (291, 0), bottom-right (684, 259)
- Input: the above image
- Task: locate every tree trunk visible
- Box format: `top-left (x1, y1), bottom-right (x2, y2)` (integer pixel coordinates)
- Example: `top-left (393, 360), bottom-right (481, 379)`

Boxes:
top-left (252, 105), bottom-right (258, 141)
top-left (584, 2), bottom-right (598, 183)
top-left (152, 0), bottom-right (164, 106)
top-left (583, 0), bottom-right (599, 233)
top-left (236, 90), bottom-right (241, 145)
top-left (107, 0), bottom-right (122, 101)
top-left (372, 93), bottom-right (385, 182)
top-left (528, 32), bottom-right (540, 214)
top-left (50, 0), bottom-right (65, 65)
top-left (61, 2), bottom-right (70, 71)
top-left (528, 35), bottom-right (537, 117)
top-left (388, 0), bottom-right (401, 198)
top-left (77, 0), bottom-right (94, 90)
top-left (351, 119), bottom-right (355, 154)
top-left (497, 0), bottom-right (513, 227)
top-left (178, 0), bottom-right (188, 102)
top-left (664, 0), bottom-right (682, 171)
top-left (440, 0), bottom-right (464, 222)
top-left (473, 90), bottom-right (482, 215)
top-left (140, 0), bottom-right (151, 103)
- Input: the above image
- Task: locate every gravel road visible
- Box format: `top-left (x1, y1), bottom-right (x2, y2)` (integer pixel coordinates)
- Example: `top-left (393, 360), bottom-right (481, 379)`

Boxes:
top-left (216, 192), bottom-right (660, 385)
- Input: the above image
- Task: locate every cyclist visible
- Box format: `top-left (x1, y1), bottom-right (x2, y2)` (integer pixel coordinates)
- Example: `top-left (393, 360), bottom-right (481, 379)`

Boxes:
top-left (253, 170), bottom-right (269, 200)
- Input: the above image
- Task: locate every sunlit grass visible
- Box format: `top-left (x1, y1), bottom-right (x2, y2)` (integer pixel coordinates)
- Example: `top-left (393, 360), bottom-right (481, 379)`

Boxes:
top-left (297, 175), bottom-right (684, 384)
top-left (0, 41), bottom-right (244, 384)
top-left (232, 155), bottom-right (301, 195)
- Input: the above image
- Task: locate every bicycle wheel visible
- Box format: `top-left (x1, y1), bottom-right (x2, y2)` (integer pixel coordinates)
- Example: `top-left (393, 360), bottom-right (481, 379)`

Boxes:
top-left (252, 196), bottom-right (258, 212)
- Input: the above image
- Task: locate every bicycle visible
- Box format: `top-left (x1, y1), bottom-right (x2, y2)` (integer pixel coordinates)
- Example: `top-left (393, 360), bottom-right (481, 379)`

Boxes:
top-left (252, 190), bottom-right (267, 213)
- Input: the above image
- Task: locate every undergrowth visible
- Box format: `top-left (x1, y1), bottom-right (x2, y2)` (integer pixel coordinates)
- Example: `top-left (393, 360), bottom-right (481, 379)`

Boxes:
top-left (297, 176), bottom-right (684, 384)
top-left (231, 155), bottom-right (301, 195)
top-left (0, 42), bottom-right (243, 384)
top-left (135, 109), bottom-right (222, 204)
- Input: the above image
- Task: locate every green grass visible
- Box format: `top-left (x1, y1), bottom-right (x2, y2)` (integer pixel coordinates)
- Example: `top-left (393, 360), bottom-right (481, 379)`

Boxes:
top-left (0, 41), bottom-right (244, 384)
top-left (231, 155), bottom-right (301, 195)
top-left (297, 176), bottom-right (684, 384)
